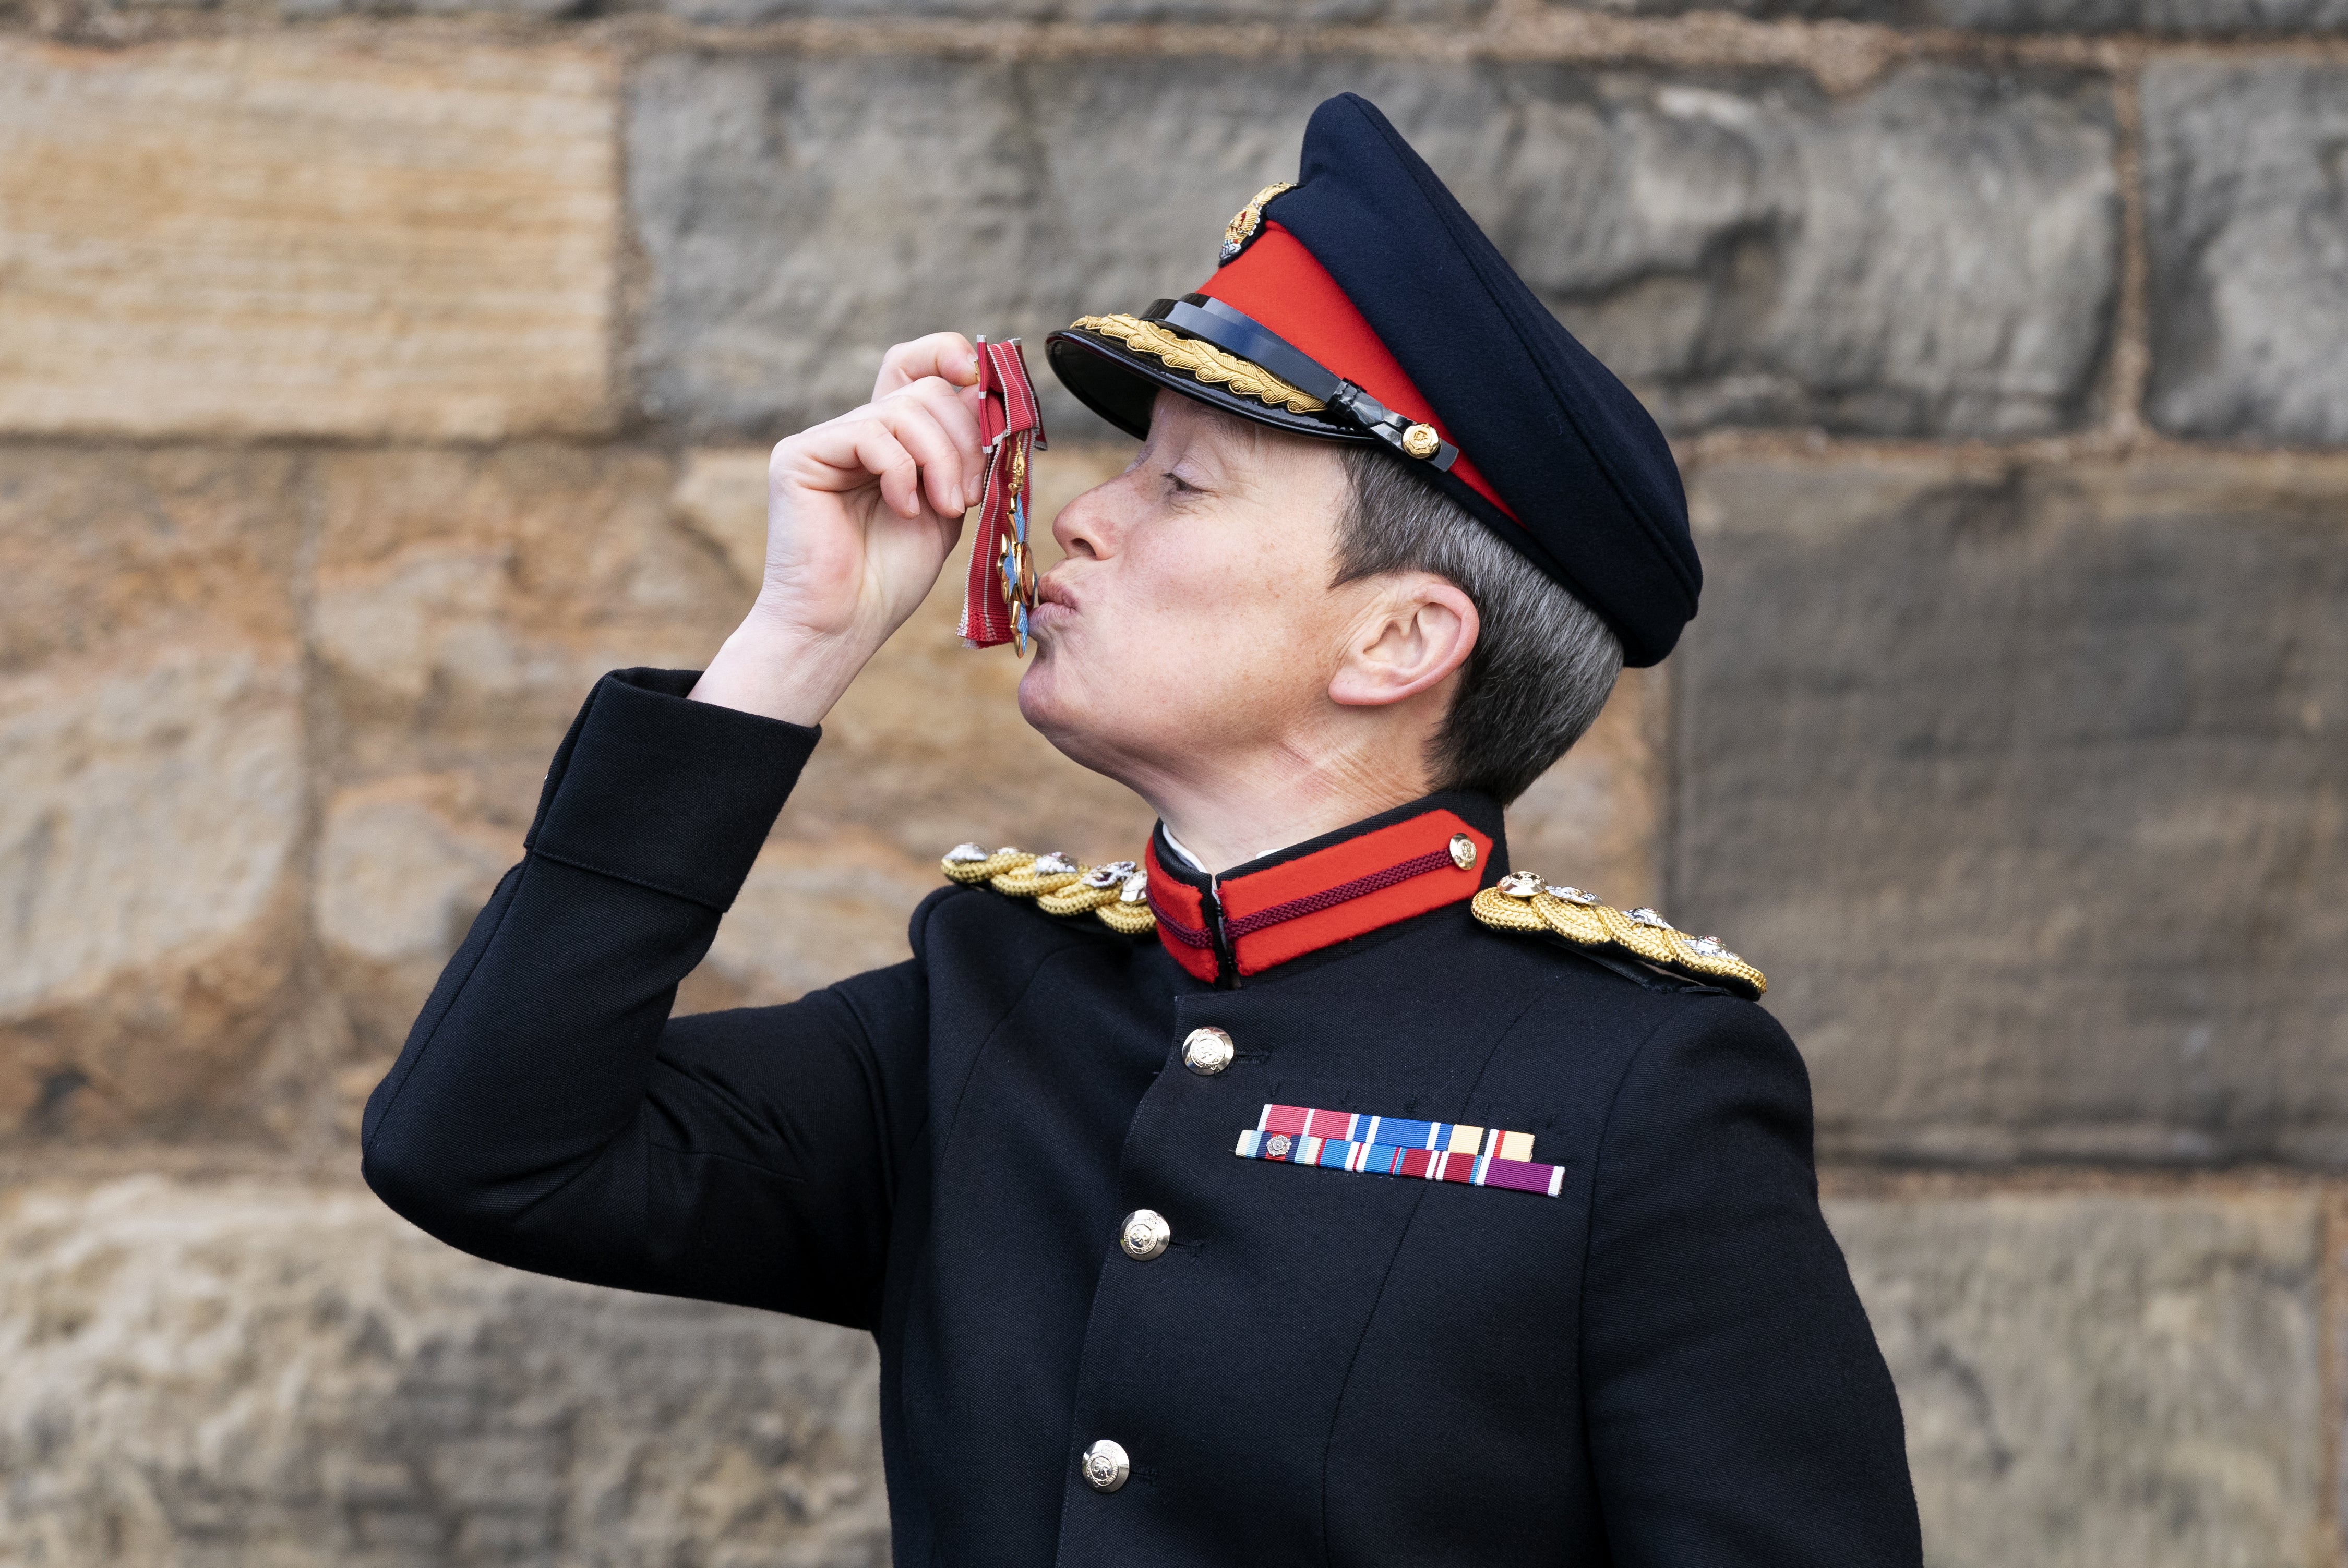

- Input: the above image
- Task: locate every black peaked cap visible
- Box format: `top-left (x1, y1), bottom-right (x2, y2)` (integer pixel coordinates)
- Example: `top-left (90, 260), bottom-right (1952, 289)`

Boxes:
top-left (1046, 93), bottom-right (1702, 668)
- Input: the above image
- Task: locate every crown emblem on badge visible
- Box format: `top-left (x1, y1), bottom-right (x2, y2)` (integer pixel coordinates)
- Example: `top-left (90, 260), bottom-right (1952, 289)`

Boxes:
top-left (1220, 181), bottom-right (1297, 264)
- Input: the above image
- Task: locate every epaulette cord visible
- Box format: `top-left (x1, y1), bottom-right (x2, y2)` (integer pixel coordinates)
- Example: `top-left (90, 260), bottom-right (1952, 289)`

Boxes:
top-left (1470, 873), bottom-right (1766, 1000)
top-left (941, 845), bottom-right (1158, 937)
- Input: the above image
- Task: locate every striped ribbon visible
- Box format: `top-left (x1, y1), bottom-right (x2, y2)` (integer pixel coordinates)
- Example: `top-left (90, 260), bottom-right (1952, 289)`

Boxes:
top-left (958, 337), bottom-right (1047, 650)
top-left (1234, 1103), bottom-right (1564, 1199)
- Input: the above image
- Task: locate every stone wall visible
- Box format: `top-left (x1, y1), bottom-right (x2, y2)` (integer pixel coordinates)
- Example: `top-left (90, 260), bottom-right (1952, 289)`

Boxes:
top-left (0, 0), bottom-right (2342, 1559)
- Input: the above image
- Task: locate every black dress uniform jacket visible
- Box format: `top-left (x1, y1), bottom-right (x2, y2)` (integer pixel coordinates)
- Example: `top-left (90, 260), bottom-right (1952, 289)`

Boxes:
top-left (362, 669), bottom-right (1923, 1567)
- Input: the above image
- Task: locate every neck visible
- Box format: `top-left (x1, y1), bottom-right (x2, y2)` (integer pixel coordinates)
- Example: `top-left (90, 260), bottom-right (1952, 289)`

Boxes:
top-left (1140, 735), bottom-right (1436, 874)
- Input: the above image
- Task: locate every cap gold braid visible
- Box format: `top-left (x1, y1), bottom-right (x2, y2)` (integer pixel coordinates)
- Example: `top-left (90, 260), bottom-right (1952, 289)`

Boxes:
top-left (1070, 314), bottom-right (1327, 416)
top-left (1471, 878), bottom-right (1767, 998)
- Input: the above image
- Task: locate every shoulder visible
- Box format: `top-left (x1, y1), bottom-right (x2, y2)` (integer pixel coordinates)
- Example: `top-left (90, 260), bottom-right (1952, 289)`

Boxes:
top-left (917, 842), bottom-right (1159, 948)
top-left (1468, 872), bottom-right (1768, 1001)
top-left (1454, 878), bottom-right (1791, 1121)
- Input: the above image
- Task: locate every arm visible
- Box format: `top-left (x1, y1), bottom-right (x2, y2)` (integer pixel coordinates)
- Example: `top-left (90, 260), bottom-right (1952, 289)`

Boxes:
top-left (361, 668), bottom-right (942, 1327)
top-left (1582, 998), bottom-right (1923, 1567)
top-left (362, 335), bottom-right (992, 1327)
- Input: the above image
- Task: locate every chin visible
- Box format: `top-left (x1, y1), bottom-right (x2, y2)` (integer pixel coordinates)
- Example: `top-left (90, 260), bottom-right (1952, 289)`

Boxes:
top-left (1017, 647), bottom-right (1146, 786)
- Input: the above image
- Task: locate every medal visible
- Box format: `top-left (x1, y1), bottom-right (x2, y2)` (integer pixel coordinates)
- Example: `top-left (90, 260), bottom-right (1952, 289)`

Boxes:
top-left (958, 335), bottom-right (1048, 653)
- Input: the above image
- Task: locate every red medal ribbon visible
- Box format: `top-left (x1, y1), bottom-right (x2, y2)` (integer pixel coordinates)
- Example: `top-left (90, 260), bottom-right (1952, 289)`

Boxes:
top-left (959, 337), bottom-right (1048, 650)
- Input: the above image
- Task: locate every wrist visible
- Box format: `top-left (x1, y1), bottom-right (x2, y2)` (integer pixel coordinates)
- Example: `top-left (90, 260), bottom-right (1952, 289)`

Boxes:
top-left (689, 612), bottom-right (876, 727)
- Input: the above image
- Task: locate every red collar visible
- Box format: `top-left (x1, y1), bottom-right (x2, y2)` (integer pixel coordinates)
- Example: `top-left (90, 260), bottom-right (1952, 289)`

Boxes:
top-left (1143, 797), bottom-right (1501, 984)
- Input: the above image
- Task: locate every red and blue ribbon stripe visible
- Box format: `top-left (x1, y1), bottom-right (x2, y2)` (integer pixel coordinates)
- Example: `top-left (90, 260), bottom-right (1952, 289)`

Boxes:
top-left (1235, 1103), bottom-right (1564, 1199)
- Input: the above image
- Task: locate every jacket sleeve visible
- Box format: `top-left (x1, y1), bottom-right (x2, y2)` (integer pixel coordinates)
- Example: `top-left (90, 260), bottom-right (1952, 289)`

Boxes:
top-left (359, 668), bottom-right (929, 1331)
top-left (1580, 996), bottom-right (1923, 1567)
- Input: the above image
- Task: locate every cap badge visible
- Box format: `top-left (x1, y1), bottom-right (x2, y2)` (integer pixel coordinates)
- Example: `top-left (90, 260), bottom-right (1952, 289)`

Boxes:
top-left (1220, 180), bottom-right (1296, 264)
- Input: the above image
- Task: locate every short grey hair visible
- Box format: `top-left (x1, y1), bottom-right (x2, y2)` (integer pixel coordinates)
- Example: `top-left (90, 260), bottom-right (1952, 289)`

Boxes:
top-left (1333, 447), bottom-right (1624, 805)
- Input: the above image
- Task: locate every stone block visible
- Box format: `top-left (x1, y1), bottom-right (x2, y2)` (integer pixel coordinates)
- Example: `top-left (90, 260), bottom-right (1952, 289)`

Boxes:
top-left (0, 448), bottom-right (309, 1144)
top-left (310, 444), bottom-right (747, 1061)
top-left (658, 0), bottom-right (1482, 20)
top-left (1675, 454), bottom-right (2348, 1162)
top-left (0, 655), bottom-right (306, 1144)
top-left (628, 57), bottom-right (2115, 442)
top-left (0, 1176), bottom-right (888, 1567)
top-left (311, 444), bottom-right (737, 794)
top-left (0, 446), bottom-right (304, 678)
top-left (1828, 1190), bottom-right (2323, 1568)
top-left (2145, 64), bottom-right (2348, 445)
top-left (1505, 666), bottom-right (1664, 911)
top-left (1937, 0), bottom-right (2348, 27)
top-left (1545, 0), bottom-right (2348, 32)
top-left (0, 40), bottom-right (615, 440)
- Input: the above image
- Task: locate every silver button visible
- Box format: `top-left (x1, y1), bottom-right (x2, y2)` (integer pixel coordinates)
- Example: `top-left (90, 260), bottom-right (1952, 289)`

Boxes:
top-left (1182, 1026), bottom-right (1235, 1075)
top-left (1448, 834), bottom-right (1476, 869)
top-left (1119, 1208), bottom-right (1171, 1260)
top-left (1082, 1438), bottom-right (1130, 1492)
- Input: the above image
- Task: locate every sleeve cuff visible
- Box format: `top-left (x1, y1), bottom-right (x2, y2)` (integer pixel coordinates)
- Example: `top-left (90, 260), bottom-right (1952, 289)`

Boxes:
top-left (523, 668), bottom-right (820, 911)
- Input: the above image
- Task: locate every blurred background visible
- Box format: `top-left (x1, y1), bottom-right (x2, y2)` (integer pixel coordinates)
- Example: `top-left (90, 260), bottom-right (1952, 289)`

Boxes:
top-left (1, 0), bottom-right (2342, 1562)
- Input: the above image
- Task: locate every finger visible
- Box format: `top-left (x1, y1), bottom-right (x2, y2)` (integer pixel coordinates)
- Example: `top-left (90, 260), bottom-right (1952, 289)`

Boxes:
top-left (786, 416), bottom-right (924, 516)
top-left (883, 396), bottom-right (978, 520)
top-left (873, 332), bottom-right (980, 401)
top-left (893, 376), bottom-right (989, 506)
top-left (895, 373), bottom-right (987, 455)
top-left (845, 420), bottom-right (927, 519)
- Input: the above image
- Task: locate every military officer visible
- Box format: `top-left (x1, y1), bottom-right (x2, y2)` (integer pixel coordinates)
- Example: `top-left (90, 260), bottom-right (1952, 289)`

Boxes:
top-left (363, 93), bottom-right (1922, 1565)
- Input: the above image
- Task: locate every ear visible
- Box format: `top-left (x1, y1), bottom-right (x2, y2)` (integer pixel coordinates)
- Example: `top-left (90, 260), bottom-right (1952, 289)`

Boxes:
top-left (1327, 574), bottom-right (1479, 709)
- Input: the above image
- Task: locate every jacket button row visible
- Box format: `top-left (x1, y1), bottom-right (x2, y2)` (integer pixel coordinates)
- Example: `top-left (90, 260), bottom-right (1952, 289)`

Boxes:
top-left (1082, 1438), bottom-right (1130, 1492)
top-left (1119, 1208), bottom-right (1170, 1260)
top-left (1182, 1026), bottom-right (1235, 1075)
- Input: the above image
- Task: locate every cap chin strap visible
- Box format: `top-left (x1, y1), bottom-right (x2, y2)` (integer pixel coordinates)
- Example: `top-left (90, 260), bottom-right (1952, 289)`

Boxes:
top-left (1144, 296), bottom-right (1458, 472)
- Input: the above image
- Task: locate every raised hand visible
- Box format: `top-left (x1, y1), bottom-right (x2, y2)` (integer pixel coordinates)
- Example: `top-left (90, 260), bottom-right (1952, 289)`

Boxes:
top-left (691, 333), bottom-right (989, 726)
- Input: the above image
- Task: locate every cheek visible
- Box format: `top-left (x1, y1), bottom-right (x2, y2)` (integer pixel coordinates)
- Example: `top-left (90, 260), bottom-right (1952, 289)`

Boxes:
top-left (1115, 526), bottom-right (1341, 704)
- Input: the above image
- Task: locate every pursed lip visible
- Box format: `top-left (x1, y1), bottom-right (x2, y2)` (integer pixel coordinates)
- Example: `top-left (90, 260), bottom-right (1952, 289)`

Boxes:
top-left (1033, 574), bottom-right (1079, 622)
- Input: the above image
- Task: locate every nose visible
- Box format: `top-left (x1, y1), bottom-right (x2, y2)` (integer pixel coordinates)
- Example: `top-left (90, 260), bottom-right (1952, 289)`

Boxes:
top-left (1051, 476), bottom-right (1121, 561)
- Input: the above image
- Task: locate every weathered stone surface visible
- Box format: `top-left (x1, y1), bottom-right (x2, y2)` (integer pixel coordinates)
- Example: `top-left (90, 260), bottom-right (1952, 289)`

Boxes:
top-left (661, 0), bottom-right (1481, 20)
top-left (0, 40), bottom-right (615, 440)
top-left (312, 444), bottom-right (736, 791)
top-left (629, 57), bottom-right (2115, 442)
top-left (1550, 0), bottom-right (2348, 32)
top-left (0, 1176), bottom-right (889, 1567)
top-left (0, 448), bottom-right (310, 1145)
top-left (2144, 64), bottom-right (2348, 446)
top-left (1675, 454), bottom-right (2348, 1163)
top-left (309, 444), bottom-right (743, 1059)
top-left (318, 777), bottom-right (518, 1065)
top-left (0, 447), bottom-right (304, 678)
top-left (1828, 1190), bottom-right (2323, 1568)
top-left (1505, 666), bottom-right (1663, 911)
top-left (1936, 0), bottom-right (2348, 27)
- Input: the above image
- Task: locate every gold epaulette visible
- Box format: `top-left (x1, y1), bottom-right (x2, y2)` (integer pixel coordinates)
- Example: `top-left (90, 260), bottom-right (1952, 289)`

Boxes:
top-left (1471, 873), bottom-right (1766, 999)
top-left (941, 844), bottom-right (1157, 937)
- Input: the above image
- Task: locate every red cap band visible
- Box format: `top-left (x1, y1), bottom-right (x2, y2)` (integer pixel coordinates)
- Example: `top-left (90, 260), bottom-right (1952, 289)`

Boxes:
top-left (1199, 223), bottom-right (1514, 521)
